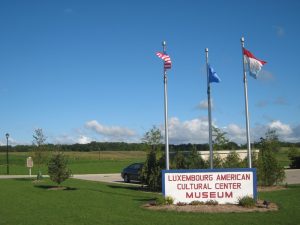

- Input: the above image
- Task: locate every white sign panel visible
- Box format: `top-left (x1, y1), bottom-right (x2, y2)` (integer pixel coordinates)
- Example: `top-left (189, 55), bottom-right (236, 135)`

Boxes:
top-left (163, 168), bottom-right (256, 204)
top-left (26, 157), bottom-right (33, 168)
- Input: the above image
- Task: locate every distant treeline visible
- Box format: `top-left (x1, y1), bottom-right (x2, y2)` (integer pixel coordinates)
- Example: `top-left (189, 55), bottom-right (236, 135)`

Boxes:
top-left (1, 141), bottom-right (300, 152)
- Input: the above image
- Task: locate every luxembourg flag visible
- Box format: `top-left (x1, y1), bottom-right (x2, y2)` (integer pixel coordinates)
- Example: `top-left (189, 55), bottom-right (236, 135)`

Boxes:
top-left (243, 48), bottom-right (267, 79)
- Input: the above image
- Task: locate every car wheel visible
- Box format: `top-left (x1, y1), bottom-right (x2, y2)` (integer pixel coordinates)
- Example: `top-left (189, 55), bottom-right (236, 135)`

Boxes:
top-left (124, 174), bottom-right (130, 183)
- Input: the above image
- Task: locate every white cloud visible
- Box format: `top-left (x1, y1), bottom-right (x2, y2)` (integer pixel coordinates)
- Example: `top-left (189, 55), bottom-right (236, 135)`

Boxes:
top-left (196, 99), bottom-right (213, 110)
top-left (165, 116), bottom-right (300, 144)
top-left (268, 120), bottom-right (292, 136)
top-left (77, 135), bottom-right (92, 144)
top-left (85, 120), bottom-right (136, 139)
top-left (167, 117), bottom-right (210, 144)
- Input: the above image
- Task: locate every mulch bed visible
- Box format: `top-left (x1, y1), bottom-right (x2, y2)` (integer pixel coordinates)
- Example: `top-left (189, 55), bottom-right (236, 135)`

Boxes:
top-left (143, 200), bottom-right (278, 213)
top-left (143, 186), bottom-right (284, 213)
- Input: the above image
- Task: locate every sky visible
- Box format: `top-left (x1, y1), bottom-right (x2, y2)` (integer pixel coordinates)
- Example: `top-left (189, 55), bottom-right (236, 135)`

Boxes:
top-left (0, 0), bottom-right (300, 146)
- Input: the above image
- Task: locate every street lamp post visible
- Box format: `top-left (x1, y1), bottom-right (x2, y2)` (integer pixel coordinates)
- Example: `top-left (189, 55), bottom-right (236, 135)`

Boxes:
top-left (6, 133), bottom-right (9, 175)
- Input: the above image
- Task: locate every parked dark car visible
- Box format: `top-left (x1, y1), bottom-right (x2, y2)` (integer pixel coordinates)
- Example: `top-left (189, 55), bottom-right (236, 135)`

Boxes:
top-left (121, 163), bottom-right (143, 183)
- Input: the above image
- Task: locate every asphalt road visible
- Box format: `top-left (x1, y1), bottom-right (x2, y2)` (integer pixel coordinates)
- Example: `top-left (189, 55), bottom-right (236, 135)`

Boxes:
top-left (1, 169), bottom-right (300, 185)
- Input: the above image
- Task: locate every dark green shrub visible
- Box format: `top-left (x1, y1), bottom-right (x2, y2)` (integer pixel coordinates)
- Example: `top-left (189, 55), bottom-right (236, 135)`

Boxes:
top-left (290, 156), bottom-right (300, 169)
top-left (212, 153), bottom-right (223, 168)
top-left (173, 151), bottom-right (188, 169)
top-left (176, 202), bottom-right (187, 206)
top-left (154, 196), bottom-right (174, 205)
top-left (288, 146), bottom-right (300, 169)
top-left (47, 152), bottom-right (72, 185)
top-left (189, 200), bottom-right (205, 206)
top-left (205, 200), bottom-right (218, 205)
top-left (257, 130), bottom-right (285, 186)
top-left (238, 196), bottom-right (255, 208)
top-left (223, 151), bottom-right (243, 168)
top-left (140, 150), bottom-right (164, 191)
top-left (188, 148), bottom-right (206, 169)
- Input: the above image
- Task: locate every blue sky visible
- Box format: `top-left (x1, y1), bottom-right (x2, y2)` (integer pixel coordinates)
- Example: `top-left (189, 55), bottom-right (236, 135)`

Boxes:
top-left (1, 0), bottom-right (300, 145)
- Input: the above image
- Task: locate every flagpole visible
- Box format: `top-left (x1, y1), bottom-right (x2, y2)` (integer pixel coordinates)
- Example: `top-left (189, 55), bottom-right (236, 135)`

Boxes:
top-left (241, 37), bottom-right (252, 168)
top-left (205, 48), bottom-right (213, 169)
top-left (162, 41), bottom-right (170, 170)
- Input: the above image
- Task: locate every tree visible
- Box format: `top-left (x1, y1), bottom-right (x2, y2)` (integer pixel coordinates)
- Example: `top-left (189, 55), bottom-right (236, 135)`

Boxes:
top-left (172, 151), bottom-right (188, 169)
top-left (32, 128), bottom-right (48, 179)
top-left (223, 151), bottom-right (243, 168)
top-left (212, 153), bottom-right (223, 168)
top-left (142, 126), bottom-right (163, 151)
top-left (48, 152), bottom-right (72, 186)
top-left (212, 126), bottom-right (229, 150)
top-left (187, 147), bottom-right (206, 169)
top-left (257, 130), bottom-right (285, 186)
top-left (140, 126), bottom-right (164, 191)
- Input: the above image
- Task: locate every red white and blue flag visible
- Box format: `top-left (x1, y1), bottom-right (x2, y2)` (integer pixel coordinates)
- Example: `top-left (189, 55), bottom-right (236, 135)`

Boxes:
top-left (156, 52), bottom-right (172, 70)
top-left (243, 48), bottom-right (267, 79)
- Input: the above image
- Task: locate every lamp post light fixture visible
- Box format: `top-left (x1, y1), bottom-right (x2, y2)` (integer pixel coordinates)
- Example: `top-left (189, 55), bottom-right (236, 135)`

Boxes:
top-left (6, 133), bottom-right (9, 175)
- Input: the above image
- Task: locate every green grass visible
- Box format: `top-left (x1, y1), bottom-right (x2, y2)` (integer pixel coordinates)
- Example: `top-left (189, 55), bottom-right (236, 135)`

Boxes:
top-left (0, 178), bottom-right (299, 225)
top-left (275, 148), bottom-right (293, 167)
top-left (0, 151), bottom-right (146, 175)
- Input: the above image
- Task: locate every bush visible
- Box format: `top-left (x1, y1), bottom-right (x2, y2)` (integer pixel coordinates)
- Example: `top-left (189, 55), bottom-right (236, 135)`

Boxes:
top-left (165, 196), bottom-right (174, 205)
top-left (48, 152), bottom-right (72, 185)
top-left (176, 202), bottom-right (187, 206)
top-left (205, 200), bottom-right (218, 205)
top-left (212, 153), bottom-right (223, 168)
top-left (223, 151), bottom-right (243, 168)
top-left (155, 196), bottom-right (174, 205)
top-left (238, 196), bottom-right (256, 208)
top-left (140, 150), bottom-right (164, 191)
top-left (288, 146), bottom-right (300, 169)
top-left (290, 156), bottom-right (300, 169)
top-left (189, 200), bottom-right (205, 206)
top-left (257, 130), bottom-right (285, 186)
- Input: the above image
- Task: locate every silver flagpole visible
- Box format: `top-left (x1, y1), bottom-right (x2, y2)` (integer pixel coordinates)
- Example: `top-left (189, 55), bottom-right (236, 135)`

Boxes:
top-left (162, 41), bottom-right (170, 170)
top-left (205, 48), bottom-right (213, 169)
top-left (241, 37), bottom-right (252, 168)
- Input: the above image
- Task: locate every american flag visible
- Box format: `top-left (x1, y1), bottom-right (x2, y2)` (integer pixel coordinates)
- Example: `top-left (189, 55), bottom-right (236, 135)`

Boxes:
top-left (156, 52), bottom-right (172, 70)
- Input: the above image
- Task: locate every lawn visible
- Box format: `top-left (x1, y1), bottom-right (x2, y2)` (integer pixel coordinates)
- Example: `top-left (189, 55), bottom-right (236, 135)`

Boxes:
top-left (0, 151), bottom-right (146, 175)
top-left (0, 178), bottom-right (299, 225)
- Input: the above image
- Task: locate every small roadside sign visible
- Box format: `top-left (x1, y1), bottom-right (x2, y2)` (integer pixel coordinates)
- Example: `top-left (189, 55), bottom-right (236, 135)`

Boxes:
top-left (27, 157), bottom-right (33, 168)
top-left (26, 157), bottom-right (33, 177)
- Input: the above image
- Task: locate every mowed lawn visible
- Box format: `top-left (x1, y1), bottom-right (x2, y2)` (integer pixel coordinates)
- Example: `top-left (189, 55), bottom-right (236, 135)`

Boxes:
top-left (0, 151), bottom-right (146, 175)
top-left (0, 178), bottom-right (299, 225)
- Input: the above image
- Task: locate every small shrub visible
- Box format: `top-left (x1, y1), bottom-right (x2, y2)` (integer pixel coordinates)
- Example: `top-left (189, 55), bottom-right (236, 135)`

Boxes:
top-left (290, 156), bottom-right (300, 169)
top-left (176, 202), bottom-right (187, 206)
top-left (165, 196), bottom-right (174, 205)
top-left (205, 200), bottom-right (218, 205)
top-left (48, 152), bottom-right (72, 185)
top-left (238, 196), bottom-right (255, 208)
top-left (155, 196), bottom-right (174, 205)
top-left (189, 200), bottom-right (205, 206)
top-left (154, 196), bottom-right (165, 206)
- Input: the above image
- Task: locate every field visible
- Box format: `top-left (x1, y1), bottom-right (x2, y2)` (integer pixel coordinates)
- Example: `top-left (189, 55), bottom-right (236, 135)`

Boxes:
top-left (0, 178), bottom-right (299, 225)
top-left (0, 151), bottom-right (146, 175)
top-left (0, 148), bottom-right (297, 175)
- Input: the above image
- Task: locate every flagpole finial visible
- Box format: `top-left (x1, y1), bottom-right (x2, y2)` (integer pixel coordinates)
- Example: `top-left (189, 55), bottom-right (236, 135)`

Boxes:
top-left (241, 37), bottom-right (245, 43)
top-left (205, 48), bottom-right (208, 53)
top-left (162, 41), bottom-right (166, 46)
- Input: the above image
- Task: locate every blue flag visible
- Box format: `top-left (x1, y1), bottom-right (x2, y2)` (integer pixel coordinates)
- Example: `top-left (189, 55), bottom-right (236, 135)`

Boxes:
top-left (208, 65), bottom-right (221, 83)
